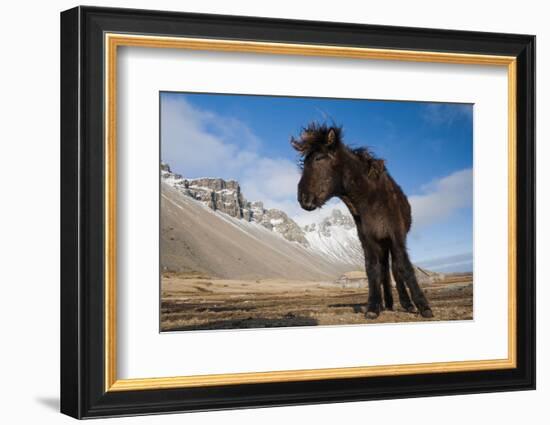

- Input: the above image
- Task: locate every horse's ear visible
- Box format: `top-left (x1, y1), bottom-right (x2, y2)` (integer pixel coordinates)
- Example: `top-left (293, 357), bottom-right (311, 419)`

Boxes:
top-left (327, 128), bottom-right (337, 147)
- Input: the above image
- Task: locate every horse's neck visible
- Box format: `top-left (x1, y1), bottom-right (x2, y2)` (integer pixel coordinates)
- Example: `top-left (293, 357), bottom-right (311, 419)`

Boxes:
top-left (338, 151), bottom-right (370, 217)
top-left (340, 194), bottom-right (359, 217)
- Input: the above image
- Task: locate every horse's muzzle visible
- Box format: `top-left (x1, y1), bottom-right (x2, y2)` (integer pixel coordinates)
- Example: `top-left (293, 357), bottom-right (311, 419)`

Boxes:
top-left (298, 192), bottom-right (317, 211)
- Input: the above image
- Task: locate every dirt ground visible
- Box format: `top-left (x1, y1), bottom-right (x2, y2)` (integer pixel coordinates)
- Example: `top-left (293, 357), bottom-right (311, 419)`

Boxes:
top-left (160, 272), bottom-right (473, 332)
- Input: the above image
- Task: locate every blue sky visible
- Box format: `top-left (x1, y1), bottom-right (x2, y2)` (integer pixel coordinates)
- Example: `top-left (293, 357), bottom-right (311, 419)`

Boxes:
top-left (161, 92), bottom-right (473, 272)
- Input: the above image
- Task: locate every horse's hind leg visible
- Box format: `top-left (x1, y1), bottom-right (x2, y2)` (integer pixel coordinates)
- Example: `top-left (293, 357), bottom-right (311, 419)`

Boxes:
top-left (381, 248), bottom-right (393, 310)
top-left (390, 251), bottom-right (415, 312)
top-left (390, 241), bottom-right (433, 318)
top-left (391, 257), bottom-right (415, 313)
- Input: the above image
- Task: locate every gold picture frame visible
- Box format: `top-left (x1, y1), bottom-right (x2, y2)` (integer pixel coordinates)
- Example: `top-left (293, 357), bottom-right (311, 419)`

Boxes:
top-left (104, 34), bottom-right (517, 392)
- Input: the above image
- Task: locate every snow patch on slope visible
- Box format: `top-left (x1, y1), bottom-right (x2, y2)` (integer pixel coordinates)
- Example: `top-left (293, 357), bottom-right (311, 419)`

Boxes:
top-left (302, 209), bottom-right (364, 266)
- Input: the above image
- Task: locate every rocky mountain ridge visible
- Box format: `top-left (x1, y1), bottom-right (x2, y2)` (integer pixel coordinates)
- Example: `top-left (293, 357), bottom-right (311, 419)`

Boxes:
top-left (161, 163), bottom-right (308, 246)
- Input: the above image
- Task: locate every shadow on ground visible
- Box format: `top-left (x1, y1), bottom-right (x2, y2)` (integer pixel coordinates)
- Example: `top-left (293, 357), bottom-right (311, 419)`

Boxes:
top-left (35, 396), bottom-right (59, 412)
top-left (168, 315), bottom-right (318, 331)
top-left (328, 302), bottom-right (366, 313)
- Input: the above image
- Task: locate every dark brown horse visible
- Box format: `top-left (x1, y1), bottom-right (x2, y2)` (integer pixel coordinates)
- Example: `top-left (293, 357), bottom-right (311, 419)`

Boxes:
top-left (291, 123), bottom-right (433, 319)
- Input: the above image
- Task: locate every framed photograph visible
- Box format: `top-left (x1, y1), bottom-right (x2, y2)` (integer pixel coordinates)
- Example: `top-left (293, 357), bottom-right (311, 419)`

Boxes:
top-left (60, 6), bottom-right (535, 419)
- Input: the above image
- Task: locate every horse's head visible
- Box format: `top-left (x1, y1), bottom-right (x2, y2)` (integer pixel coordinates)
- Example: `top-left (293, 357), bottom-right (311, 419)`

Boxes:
top-left (291, 123), bottom-right (344, 211)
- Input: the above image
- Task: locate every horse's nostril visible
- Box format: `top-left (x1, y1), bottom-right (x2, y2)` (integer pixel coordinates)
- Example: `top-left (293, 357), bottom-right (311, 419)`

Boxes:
top-left (298, 193), bottom-right (317, 211)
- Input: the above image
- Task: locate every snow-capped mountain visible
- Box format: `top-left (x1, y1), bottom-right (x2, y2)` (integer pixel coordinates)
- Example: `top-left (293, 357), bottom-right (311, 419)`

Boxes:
top-left (302, 209), bottom-right (364, 266)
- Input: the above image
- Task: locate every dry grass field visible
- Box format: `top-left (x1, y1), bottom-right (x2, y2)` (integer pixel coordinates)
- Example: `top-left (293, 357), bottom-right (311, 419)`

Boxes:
top-left (161, 272), bottom-right (473, 332)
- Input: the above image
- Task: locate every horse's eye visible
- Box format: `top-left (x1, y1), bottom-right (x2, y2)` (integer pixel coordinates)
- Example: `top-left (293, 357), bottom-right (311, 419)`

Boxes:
top-left (315, 154), bottom-right (327, 162)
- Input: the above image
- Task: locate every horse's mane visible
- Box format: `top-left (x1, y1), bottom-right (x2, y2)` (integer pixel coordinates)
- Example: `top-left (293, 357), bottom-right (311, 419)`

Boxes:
top-left (349, 147), bottom-right (387, 178)
top-left (292, 121), bottom-right (386, 178)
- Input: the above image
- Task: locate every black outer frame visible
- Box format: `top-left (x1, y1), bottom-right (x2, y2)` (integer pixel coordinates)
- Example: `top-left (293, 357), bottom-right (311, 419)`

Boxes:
top-left (60, 5), bottom-right (535, 419)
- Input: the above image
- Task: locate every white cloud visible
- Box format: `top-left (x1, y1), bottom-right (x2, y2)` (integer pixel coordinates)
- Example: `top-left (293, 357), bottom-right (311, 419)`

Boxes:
top-left (161, 96), bottom-right (302, 211)
top-left (416, 253), bottom-right (473, 273)
top-left (409, 168), bottom-right (473, 230)
top-left (161, 96), bottom-right (250, 178)
top-left (241, 157), bottom-right (300, 204)
top-left (421, 103), bottom-right (472, 126)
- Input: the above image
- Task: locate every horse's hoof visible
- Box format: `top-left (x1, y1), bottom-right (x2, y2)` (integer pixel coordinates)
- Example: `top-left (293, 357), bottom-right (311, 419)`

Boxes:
top-left (404, 305), bottom-right (416, 313)
top-left (366, 311), bottom-right (379, 319)
top-left (420, 308), bottom-right (434, 318)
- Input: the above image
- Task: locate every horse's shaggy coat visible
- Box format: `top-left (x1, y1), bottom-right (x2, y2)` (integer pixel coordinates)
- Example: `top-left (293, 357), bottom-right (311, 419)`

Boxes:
top-left (292, 122), bottom-right (433, 318)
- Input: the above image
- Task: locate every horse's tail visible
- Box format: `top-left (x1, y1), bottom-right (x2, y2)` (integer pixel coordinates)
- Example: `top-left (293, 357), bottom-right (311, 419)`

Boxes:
top-left (404, 197), bottom-right (412, 233)
top-left (388, 176), bottom-right (412, 233)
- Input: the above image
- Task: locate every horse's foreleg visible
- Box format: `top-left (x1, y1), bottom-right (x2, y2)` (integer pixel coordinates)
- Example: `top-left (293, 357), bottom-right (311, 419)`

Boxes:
top-left (365, 250), bottom-right (383, 319)
top-left (381, 249), bottom-right (393, 310)
top-left (391, 242), bottom-right (433, 318)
